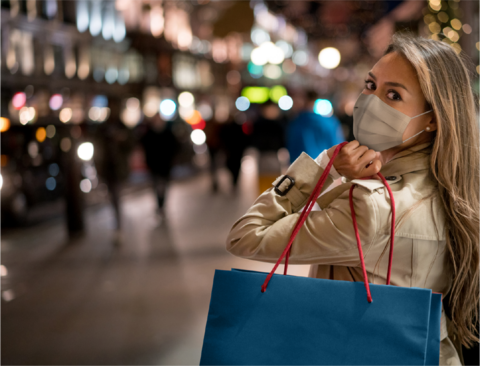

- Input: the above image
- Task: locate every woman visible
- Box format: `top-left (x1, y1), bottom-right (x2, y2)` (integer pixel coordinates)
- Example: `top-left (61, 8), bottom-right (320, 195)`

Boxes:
top-left (226, 33), bottom-right (479, 365)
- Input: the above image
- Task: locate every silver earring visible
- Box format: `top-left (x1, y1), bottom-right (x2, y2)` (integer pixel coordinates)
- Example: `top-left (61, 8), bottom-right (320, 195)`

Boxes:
top-left (426, 127), bottom-right (431, 131)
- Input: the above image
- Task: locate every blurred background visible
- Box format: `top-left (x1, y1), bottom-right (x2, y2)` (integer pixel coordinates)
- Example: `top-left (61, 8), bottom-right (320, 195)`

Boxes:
top-left (1, 0), bottom-right (479, 364)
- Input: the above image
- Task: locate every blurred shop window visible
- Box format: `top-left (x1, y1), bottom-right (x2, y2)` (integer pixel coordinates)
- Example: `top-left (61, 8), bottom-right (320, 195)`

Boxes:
top-left (6, 29), bottom-right (34, 75)
top-left (173, 54), bottom-right (214, 90)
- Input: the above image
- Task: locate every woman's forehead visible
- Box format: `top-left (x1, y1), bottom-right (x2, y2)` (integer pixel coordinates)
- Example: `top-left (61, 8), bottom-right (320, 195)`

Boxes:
top-left (371, 52), bottom-right (421, 91)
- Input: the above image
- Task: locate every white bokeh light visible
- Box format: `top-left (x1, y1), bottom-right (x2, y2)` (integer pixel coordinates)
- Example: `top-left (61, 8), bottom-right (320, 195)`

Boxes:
top-left (159, 99), bottom-right (176, 119)
top-left (77, 142), bottom-right (94, 161)
top-left (275, 40), bottom-right (293, 58)
top-left (80, 179), bottom-right (92, 193)
top-left (268, 45), bottom-right (285, 64)
top-left (190, 129), bottom-right (206, 145)
top-left (250, 47), bottom-right (268, 66)
top-left (235, 97), bottom-right (250, 111)
top-left (318, 47), bottom-right (341, 69)
top-left (178, 92), bottom-right (195, 107)
top-left (292, 50), bottom-right (309, 66)
top-left (278, 95), bottom-right (293, 111)
top-left (250, 27), bottom-right (270, 45)
top-left (263, 64), bottom-right (282, 79)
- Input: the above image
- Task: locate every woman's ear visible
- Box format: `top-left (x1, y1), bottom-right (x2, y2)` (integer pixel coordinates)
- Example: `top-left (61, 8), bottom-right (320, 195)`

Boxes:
top-left (426, 115), bottom-right (437, 132)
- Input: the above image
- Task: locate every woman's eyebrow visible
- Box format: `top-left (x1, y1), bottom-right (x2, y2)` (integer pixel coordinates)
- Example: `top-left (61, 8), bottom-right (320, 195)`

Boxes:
top-left (368, 71), bottom-right (410, 93)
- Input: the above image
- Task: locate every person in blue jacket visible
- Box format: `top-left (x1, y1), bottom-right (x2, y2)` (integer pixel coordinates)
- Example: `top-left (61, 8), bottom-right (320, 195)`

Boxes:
top-left (287, 91), bottom-right (345, 163)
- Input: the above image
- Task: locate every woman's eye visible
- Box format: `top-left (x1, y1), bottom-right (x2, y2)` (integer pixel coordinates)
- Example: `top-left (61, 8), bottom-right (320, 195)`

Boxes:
top-left (387, 90), bottom-right (402, 101)
top-left (364, 80), bottom-right (375, 90)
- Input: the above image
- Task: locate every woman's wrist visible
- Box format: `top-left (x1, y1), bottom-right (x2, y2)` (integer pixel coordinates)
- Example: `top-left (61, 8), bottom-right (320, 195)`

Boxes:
top-left (315, 150), bottom-right (342, 180)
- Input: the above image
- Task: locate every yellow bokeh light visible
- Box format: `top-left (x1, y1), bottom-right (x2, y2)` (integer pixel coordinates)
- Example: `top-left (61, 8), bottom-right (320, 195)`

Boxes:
top-left (450, 19), bottom-right (462, 30)
top-left (424, 14), bottom-right (435, 24)
top-left (449, 30), bottom-right (459, 43)
top-left (477, 65), bottom-right (479, 75)
top-left (437, 12), bottom-right (448, 23)
top-left (430, 0), bottom-right (441, 6)
top-left (0, 117), bottom-right (11, 132)
top-left (428, 22), bottom-right (441, 34)
top-left (476, 42), bottom-right (479, 51)
top-left (451, 43), bottom-right (462, 54)
top-left (429, 2), bottom-right (442, 11)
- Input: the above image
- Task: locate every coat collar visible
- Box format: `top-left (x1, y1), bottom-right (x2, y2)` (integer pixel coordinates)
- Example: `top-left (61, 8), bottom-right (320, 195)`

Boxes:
top-left (379, 142), bottom-right (433, 177)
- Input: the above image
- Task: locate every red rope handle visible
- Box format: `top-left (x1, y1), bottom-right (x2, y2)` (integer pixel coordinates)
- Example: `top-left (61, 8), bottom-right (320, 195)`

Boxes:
top-left (349, 185), bottom-right (372, 302)
top-left (260, 144), bottom-right (396, 303)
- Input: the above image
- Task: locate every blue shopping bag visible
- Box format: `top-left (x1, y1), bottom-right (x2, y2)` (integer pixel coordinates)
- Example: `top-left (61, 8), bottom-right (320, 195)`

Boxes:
top-left (200, 143), bottom-right (441, 365)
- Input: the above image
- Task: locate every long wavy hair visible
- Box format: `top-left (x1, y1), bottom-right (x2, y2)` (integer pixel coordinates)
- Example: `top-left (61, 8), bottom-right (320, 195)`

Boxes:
top-left (384, 33), bottom-right (479, 347)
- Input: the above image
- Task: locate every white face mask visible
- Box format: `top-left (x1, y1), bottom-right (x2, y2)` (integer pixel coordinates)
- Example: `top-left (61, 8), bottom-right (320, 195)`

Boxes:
top-left (353, 93), bottom-right (433, 151)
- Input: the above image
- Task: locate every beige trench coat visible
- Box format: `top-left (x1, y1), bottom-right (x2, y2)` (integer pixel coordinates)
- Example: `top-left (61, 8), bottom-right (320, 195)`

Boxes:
top-left (226, 142), bottom-right (463, 365)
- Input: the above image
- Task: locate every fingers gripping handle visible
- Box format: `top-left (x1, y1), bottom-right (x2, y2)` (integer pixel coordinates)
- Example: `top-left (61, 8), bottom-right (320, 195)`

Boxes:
top-left (260, 143), bottom-right (396, 304)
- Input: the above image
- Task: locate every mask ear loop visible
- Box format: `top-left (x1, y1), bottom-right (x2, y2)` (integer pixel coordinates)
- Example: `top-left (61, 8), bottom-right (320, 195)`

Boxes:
top-left (402, 110), bottom-right (433, 143)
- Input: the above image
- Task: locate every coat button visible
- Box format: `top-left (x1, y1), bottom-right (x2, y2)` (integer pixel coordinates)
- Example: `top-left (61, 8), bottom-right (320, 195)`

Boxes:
top-left (385, 176), bottom-right (397, 181)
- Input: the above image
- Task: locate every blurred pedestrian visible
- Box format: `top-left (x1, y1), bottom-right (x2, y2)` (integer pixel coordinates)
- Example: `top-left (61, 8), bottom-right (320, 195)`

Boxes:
top-left (251, 101), bottom-right (287, 194)
top-left (204, 118), bottom-right (223, 193)
top-left (219, 117), bottom-right (249, 192)
top-left (140, 113), bottom-right (181, 221)
top-left (94, 99), bottom-right (135, 231)
top-left (251, 101), bottom-right (286, 153)
top-left (286, 90), bottom-right (345, 163)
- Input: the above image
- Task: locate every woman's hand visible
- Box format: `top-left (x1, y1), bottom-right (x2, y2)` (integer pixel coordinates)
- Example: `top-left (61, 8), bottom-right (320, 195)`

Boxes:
top-left (327, 141), bottom-right (382, 180)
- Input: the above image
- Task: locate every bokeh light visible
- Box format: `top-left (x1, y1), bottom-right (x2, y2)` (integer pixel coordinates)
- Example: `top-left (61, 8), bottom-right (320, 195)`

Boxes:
top-left (60, 138), bottom-right (72, 152)
top-left (60, 108), bottom-right (73, 123)
top-left (198, 103), bottom-right (213, 121)
top-left (178, 92), bottom-right (195, 107)
top-left (159, 99), bottom-right (176, 119)
top-left (250, 47), bottom-right (268, 66)
top-left (46, 125), bottom-right (56, 138)
top-left (36, 127), bottom-right (47, 143)
top-left (190, 129), bottom-right (206, 145)
top-left (80, 179), bottom-right (92, 193)
top-left (278, 96), bottom-right (293, 111)
top-left (314, 99), bottom-right (333, 117)
top-left (49, 163), bottom-right (60, 176)
top-left (12, 92), bottom-right (26, 110)
top-left (46, 177), bottom-right (56, 191)
top-left (292, 50), bottom-right (308, 66)
top-left (269, 86), bottom-right (287, 103)
top-left (250, 27), bottom-right (270, 45)
top-left (77, 142), bottom-right (94, 161)
top-left (19, 107), bottom-right (36, 125)
top-left (235, 97), bottom-right (250, 111)
top-left (0, 117), bottom-right (11, 132)
top-left (49, 94), bottom-right (63, 110)
top-left (247, 62), bottom-right (263, 78)
top-left (242, 87), bottom-right (270, 103)
top-left (263, 64), bottom-right (282, 79)
top-left (318, 47), bottom-right (341, 69)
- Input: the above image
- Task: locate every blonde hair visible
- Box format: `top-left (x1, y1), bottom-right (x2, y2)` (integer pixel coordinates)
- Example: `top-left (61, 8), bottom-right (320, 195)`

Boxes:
top-left (385, 33), bottom-right (479, 347)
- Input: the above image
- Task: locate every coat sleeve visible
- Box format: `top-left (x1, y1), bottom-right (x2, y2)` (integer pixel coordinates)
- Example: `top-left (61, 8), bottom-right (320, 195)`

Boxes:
top-left (226, 152), bottom-right (380, 266)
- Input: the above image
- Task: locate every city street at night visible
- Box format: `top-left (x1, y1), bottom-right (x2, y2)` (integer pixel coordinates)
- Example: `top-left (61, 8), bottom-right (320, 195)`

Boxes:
top-left (1, 0), bottom-right (479, 364)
